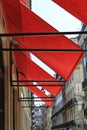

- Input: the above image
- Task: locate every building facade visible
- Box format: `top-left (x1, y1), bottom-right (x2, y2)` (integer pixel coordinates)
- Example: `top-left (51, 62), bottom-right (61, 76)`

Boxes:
top-left (79, 24), bottom-right (87, 130)
top-left (51, 37), bottom-right (85, 130)
top-left (0, 1), bottom-right (32, 130)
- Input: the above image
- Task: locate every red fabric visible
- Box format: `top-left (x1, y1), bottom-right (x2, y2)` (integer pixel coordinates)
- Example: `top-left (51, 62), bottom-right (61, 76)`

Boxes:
top-left (33, 51), bottom-right (84, 81)
top-left (14, 52), bottom-right (54, 106)
top-left (20, 2), bottom-right (56, 33)
top-left (1, 0), bottom-right (56, 34)
top-left (17, 37), bottom-right (84, 81)
top-left (1, 0), bottom-right (22, 33)
top-left (20, 75), bottom-right (54, 106)
top-left (20, 0), bottom-right (26, 5)
top-left (14, 51), bottom-right (63, 96)
top-left (19, 3), bottom-right (85, 80)
top-left (2, 0), bottom-right (84, 81)
top-left (53, 0), bottom-right (87, 25)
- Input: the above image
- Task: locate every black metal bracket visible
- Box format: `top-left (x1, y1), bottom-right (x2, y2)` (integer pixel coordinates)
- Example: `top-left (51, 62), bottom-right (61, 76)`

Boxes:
top-left (0, 31), bottom-right (87, 37)
top-left (22, 105), bottom-right (49, 108)
top-left (15, 69), bottom-right (55, 102)
top-left (1, 48), bottom-right (87, 52)
top-left (11, 79), bottom-right (66, 83)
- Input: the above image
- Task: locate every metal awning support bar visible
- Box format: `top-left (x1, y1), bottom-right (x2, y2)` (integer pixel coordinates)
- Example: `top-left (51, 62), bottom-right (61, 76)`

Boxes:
top-left (22, 106), bottom-right (49, 108)
top-left (11, 79), bottom-right (66, 82)
top-left (0, 48), bottom-right (86, 52)
top-left (19, 97), bottom-right (55, 99)
top-left (10, 41), bottom-right (14, 86)
top-left (11, 84), bottom-right (64, 86)
top-left (0, 31), bottom-right (87, 37)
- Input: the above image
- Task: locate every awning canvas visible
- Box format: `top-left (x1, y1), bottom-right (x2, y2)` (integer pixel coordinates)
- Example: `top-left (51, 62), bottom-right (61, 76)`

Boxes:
top-left (20, 76), bottom-right (54, 107)
top-left (1, 0), bottom-right (85, 106)
top-left (53, 0), bottom-right (87, 25)
top-left (2, 0), bottom-right (85, 81)
top-left (14, 51), bottom-right (63, 97)
top-left (20, 0), bottom-right (27, 5)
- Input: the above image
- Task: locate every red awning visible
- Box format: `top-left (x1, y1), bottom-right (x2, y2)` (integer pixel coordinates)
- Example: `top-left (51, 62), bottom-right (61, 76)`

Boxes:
top-left (20, 2), bottom-right (85, 80)
top-left (20, 75), bottom-right (54, 107)
top-left (2, 0), bottom-right (85, 104)
top-left (17, 36), bottom-right (84, 81)
top-left (12, 59), bottom-right (54, 107)
top-left (1, 0), bottom-right (56, 35)
top-left (14, 51), bottom-right (63, 97)
top-left (26, 86), bottom-right (54, 107)
top-left (53, 0), bottom-right (87, 25)
top-left (33, 51), bottom-right (84, 81)
top-left (1, 0), bottom-right (22, 33)
top-left (2, 0), bottom-right (84, 80)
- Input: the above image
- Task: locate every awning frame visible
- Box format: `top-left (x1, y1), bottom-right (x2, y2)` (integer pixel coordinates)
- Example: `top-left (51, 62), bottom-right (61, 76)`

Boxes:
top-left (9, 43), bottom-right (55, 103)
top-left (1, 32), bottom-right (86, 85)
top-left (0, 31), bottom-right (87, 37)
top-left (0, 31), bottom-right (86, 105)
top-left (16, 68), bottom-right (55, 102)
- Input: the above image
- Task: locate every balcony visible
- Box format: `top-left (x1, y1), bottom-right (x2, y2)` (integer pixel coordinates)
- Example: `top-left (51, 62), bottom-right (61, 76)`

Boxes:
top-left (51, 120), bottom-right (76, 129)
top-left (51, 98), bottom-right (77, 119)
top-left (82, 79), bottom-right (87, 90)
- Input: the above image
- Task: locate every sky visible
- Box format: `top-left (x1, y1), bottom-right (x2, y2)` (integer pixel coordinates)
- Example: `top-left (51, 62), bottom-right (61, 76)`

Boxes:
top-left (32, 0), bottom-right (82, 38)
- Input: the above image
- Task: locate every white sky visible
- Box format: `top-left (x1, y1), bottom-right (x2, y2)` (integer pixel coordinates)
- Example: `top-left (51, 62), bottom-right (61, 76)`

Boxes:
top-left (32, 0), bottom-right (82, 38)
top-left (30, 53), bottom-right (55, 77)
